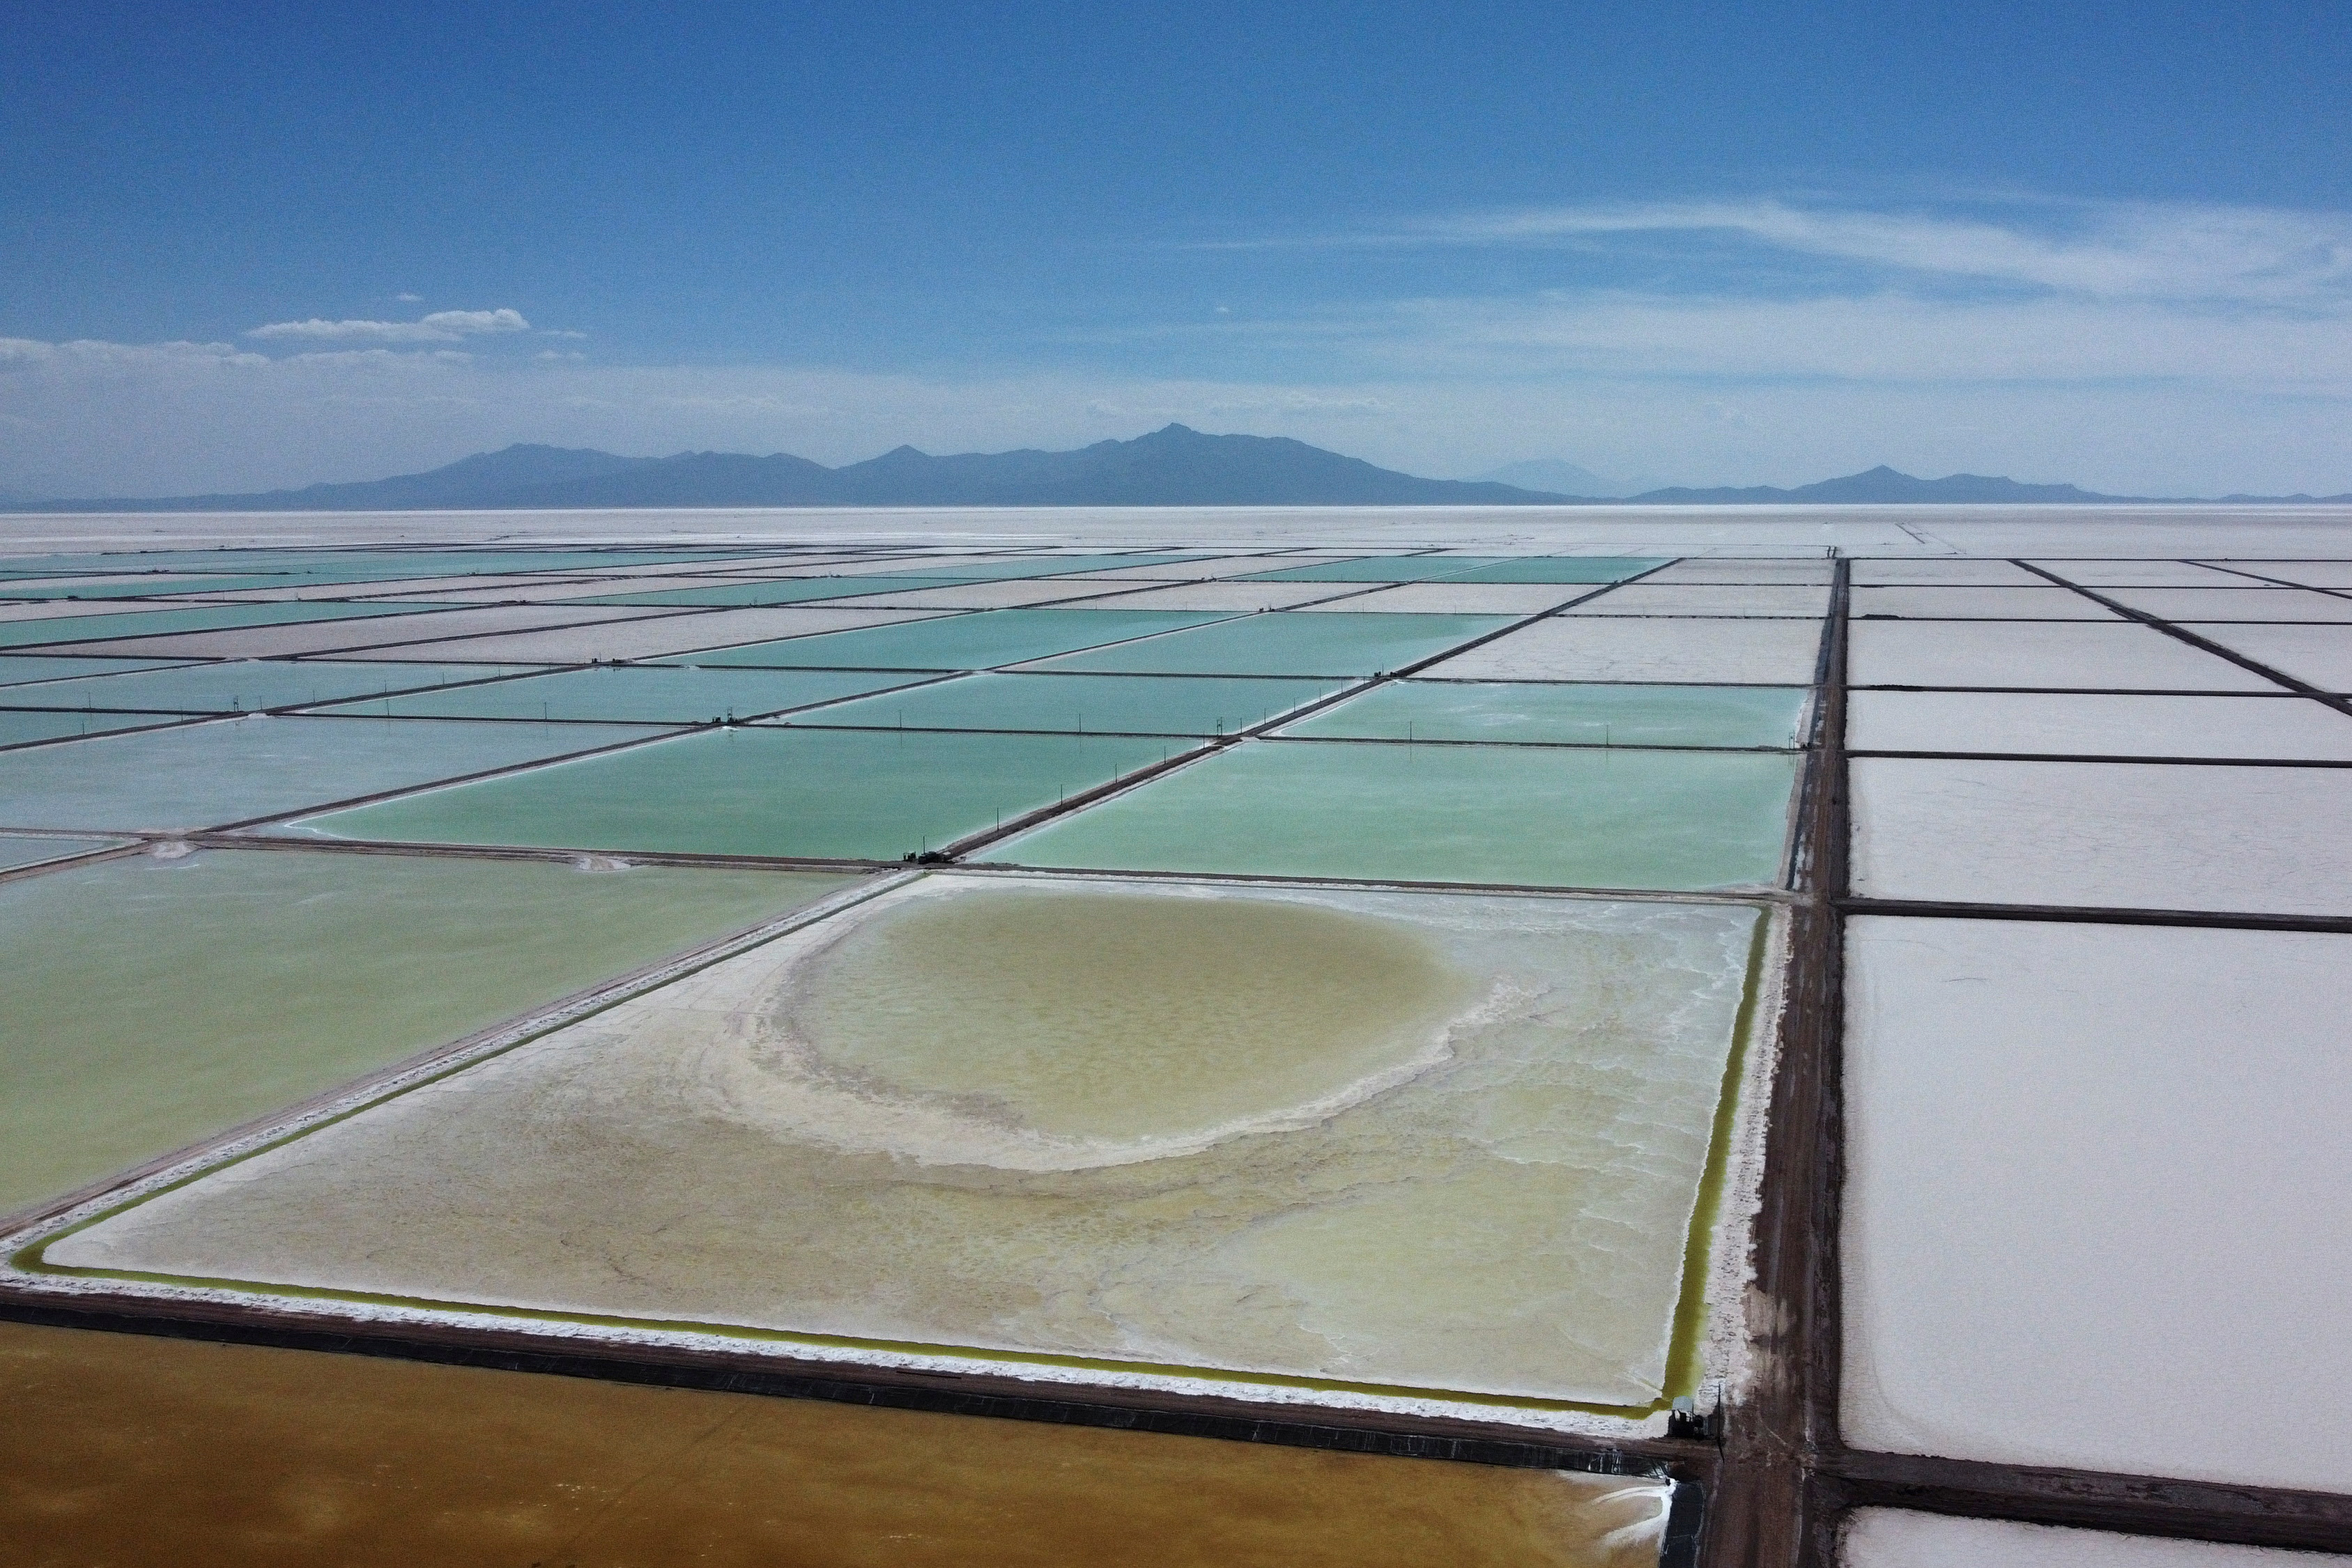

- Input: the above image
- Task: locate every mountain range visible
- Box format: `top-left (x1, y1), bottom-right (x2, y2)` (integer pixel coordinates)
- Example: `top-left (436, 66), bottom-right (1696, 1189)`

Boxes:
top-left (11, 426), bottom-right (2347, 510)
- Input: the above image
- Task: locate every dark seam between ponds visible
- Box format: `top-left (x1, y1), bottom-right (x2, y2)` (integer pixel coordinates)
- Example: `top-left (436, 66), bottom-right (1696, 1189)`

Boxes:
top-left (0, 1296), bottom-right (1721, 1490)
top-left (1820, 1449), bottom-right (2352, 1554)
top-left (1836, 898), bottom-right (2352, 933)
top-left (2015, 562), bottom-right (2352, 722)
top-left (1847, 750), bottom-right (2352, 768)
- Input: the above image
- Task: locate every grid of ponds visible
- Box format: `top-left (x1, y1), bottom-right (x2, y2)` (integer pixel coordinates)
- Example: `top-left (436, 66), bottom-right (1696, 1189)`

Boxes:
top-left (20, 532), bottom-right (2348, 1565)
top-left (0, 534), bottom-right (1851, 1567)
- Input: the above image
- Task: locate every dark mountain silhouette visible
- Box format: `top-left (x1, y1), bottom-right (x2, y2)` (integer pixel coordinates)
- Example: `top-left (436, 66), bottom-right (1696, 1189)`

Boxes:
top-left (1627, 465), bottom-right (2137, 505)
top-left (11, 434), bottom-right (2345, 511)
top-left (18, 426), bottom-right (1568, 511)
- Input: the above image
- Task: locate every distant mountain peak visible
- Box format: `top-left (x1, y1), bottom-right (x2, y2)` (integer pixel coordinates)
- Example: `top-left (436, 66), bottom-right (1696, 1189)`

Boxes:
top-left (11, 440), bottom-right (2343, 512)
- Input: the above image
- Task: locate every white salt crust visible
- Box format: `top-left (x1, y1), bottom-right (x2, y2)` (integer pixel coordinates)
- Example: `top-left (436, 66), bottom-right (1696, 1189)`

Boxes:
top-left (1841, 918), bottom-right (2352, 1493)
top-left (1848, 755), bottom-right (2352, 914)
top-left (1423, 617), bottom-right (1824, 684)
top-left (1841, 1510), bottom-right (2341, 1568)
top-left (1847, 620), bottom-right (2274, 691)
top-left (1847, 586), bottom-right (2119, 620)
top-left (1846, 689), bottom-right (2352, 760)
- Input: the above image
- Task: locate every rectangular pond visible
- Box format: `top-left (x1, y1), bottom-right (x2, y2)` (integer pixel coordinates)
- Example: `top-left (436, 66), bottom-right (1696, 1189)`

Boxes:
top-left (999, 739), bottom-right (1799, 890)
top-left (780, 672), bottom-right (1348, 737)
top-left (0, 847), bottom-right (856, 1214)
top-left (289, 725), bottom-right (1179, 860)
top-left (1842, 916), bottom-right (2352, 1493)
top-left (33, 873), bottom-right (1759, 1414)
top-left (0, 714), bottom-right (665, 832)
top-left (316, 663), bottom-right (935, 724)
top-left (1282, 681), bottom-right (1810, 749)
top-left (688, 608), bottom-right (1233, 671)
top-left (1017, 612), bottom-right (1511, 678)
top-left (1421, 618), bottom-right (1825, 685)
top-left (3, 659), bottom-right (549, 714)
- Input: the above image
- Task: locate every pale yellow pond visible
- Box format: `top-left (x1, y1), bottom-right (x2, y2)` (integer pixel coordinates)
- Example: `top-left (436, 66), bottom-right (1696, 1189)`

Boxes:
top-left (41, 874), bottom-right (1758, 1411)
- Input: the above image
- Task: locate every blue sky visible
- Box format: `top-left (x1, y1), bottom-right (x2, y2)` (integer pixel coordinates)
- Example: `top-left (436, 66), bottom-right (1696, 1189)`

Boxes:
top-left (6, 1), bottom-right (2351, 496)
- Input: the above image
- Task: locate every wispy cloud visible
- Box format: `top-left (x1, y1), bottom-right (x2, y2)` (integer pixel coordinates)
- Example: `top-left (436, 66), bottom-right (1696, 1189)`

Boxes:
top-left (1221, 196), bottom-right (2352, 309)
top-left (245, 307), bottom-right (530, 344)
top-left (1424, 199), bottom-right (2352, 306)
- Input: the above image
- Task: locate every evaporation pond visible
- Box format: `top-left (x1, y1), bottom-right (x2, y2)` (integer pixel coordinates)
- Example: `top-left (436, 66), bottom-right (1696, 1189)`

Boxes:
top-left (0, 715), bottom-right (665, 832)
top-left (0, 601), bottom-right (435, 650)
top-left (0, 710), bottom-right (180, 747)
top-left (44, 874), bottom-right (1758, 1411)
top-left (1243, 556), bottom-right (1513, 583)
top-left (0, 1320), bottom-right (1670, 1568)
top-left (0, 848), bottom-right (856, 1212)
top-left (1021, 613), bottom-right (1509, 677)
top-left (8, 660), bottom-right (548, 714)
top-left (292, 726), bottom-right (1176, 859)
top-left (0, 833), bottom-right (124, 872)
top-left (0, 656), bottom-right (191, 688)
top-left (1283, 682), bottom-right (1809, 748)
top-left (689, 608), bottom-right (1232, 670)
top-left (1445, 558), bottom-right (1672, 585)
top-left (318, 664), bottom-right (932, 723)
top-left (582, 576), bottom-right (985, 608)
top-left (1002, 739), bottom-right (1799, 890)
top-left (783, 672), bottom-right (1348, 735)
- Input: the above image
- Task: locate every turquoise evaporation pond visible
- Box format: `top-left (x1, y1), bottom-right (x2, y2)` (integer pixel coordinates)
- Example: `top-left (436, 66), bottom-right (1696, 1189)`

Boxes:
top-left (0, 849), bottom-right (861, 1213)
top-left (1019, 612), bottom-right (1511, 677)
top-left (1280, 681), bottom-right (1811, 748)
top-left (0, 714), bottom-right (665, 833)
top-left (1001, 739), bottom-right (1801, 889)
top-left (888, 552), bottom-right (1215, 581)
top-left (1243, 556), bottom-right (1516, 583)
top-left (0, 547), bottom-right (779, 587)
top-left (1442, 557), bottom-right (1673, 584)
top-left (0, 833), bottom-right (124, 872)
top-left (0, 656), bottom-right (192, 688)
top-left (780, 672), bottom-right (1348, 737)
top-left (1243, 556), bottom-right (1669, 585)
top-left (0, 574), bottom-right (298, 600)
top-left (292, 727), bottom-right (1181, 860)
top-left (0, 601), bottom-right (438, 650)
top-left (4, 660), bottom-right (550, 714)
top-left (0, 710), bottom-right (182, 748)
top-left (321, 664), bottom-right (936, 723)
top-left (580, 575), bottom-right (989, 608)
top-left (683, 608), bottom-right (1233, 671)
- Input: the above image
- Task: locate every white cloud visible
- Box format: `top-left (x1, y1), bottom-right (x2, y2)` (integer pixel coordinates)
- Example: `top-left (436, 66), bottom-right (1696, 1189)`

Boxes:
top-left (1249, 197), bottom-right (2352, 309)
top-left (245, 307), bottom-right (530, 344)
